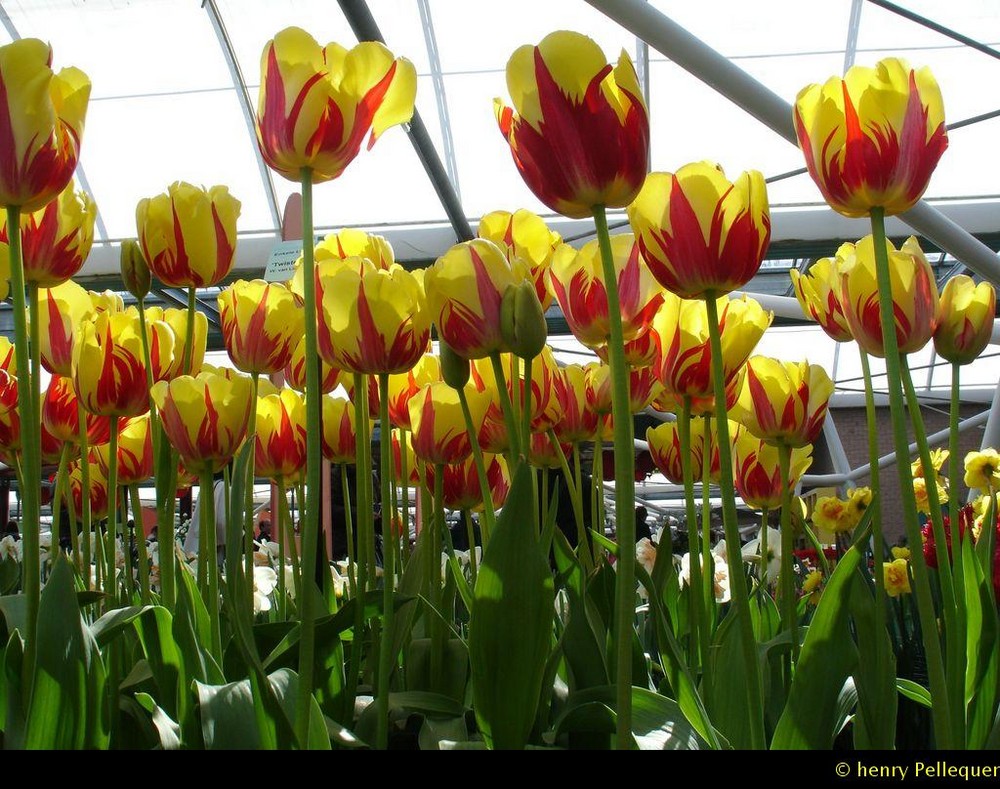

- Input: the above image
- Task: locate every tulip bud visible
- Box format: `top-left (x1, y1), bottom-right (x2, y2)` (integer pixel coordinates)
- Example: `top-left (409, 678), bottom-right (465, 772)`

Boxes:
top-left (501, 281), bottom-right (548, 360)
top-left (120, 239), bottom-right (151, 301)
top-left (440, 340), bottom-right (470, 390)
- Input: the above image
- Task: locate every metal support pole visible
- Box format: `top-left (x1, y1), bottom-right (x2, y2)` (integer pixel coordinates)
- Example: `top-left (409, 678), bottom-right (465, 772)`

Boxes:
top-left (585, 0), bottom-right (1000, 285)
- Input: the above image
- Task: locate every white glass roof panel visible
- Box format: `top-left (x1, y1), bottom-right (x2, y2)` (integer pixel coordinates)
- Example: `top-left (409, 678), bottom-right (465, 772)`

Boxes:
top-left (855, 0), bottom-right (1000, 51)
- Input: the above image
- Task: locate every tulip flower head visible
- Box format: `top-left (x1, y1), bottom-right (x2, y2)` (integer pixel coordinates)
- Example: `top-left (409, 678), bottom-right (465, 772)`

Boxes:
top-left (628, 162), bottom-right (770, 299)
top-left (120, 238), bottom-right (151, 301)
top-left (289, 228), bottom-right (396, 302)
top-left (732, 427), bottom-right (812, 511)
top-left (553, 365), bottom-right (599, 443)
top-left (68, 459), bottom-right (108, 522)
top-left (594, 328), bottom-right (659, 369)
top-left (0, 39), bottom-right (91, 211)
top-left (934, 275), bottom-right (995, 365)
top-left (143, 306), bottom-right (208, 380)
top-left (528, 431), bottom-right (571, 470)
top-left (734, 356), bottom-right (834, 448)
top-left (647, 420), bottom-right (695, 485)
top-left (425, 239), bottom-right (517, 360)
top-left (409, 382), bottom-right (489, 466)
top-left (38, 280), bottom-right (94, 376)
top-left (794, 58), bottom-right (947, 218)
top-left (283, 335), bottom-right (341, 395)
top-left (256, 389), bottom-right (307, 485)
top-left (0, 182), bottom-right (96, 286)
top-left (653, 292), bottom-right (772, 400)
top-left (0, 338), bottom-right (12, 376)
top-left (150, 371), bottom-right (253, 474)
top-left (219, 280), bottom-right (302, 376)
top-left (478, 209), bottom-right (561, 310)
top-left (255, 27), bottom-right (417, 183)
top-left (884, 558), bottom-right (912, 597)
top-left (790, 256), bottom-right (853, 343)
top-left (42, 374), bottom-right (111, 445)
top-left (390, 429), bottom-right (420, 485)
top-left (317, 260), bottom-right (429, 375)
top-left (95, 415), bottom-right (153, 486)
top-left (387, 353), bottom-right (441, 430)
top-left (837, 235), bottom-right (938, 357)
top-left (0, 370), bottom-right (18, 452)
top-left (584, 361), bottom-right (613, 415)
top-left (548, 233), bottom-right (663, 348)
top-left (495, 31), bottom-right (649, 219)
top-left (423, 453), bottom-right (510, 511)
top-left (89, 289), bottom-right (124, 315)
top-left (321, 395), bottom-right (359, 465)
top-left (136, 181), bottom-right (240, 288)
top-left (73, 309), bottom-right (155, 417)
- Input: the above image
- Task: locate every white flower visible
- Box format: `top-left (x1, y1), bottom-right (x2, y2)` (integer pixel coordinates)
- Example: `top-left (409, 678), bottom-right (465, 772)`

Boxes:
top-left (254, 540), bottom-right (281, 567)
top-left (677, 544), bottom-right (731, 604)
top-left (329, 564), bottom-right (346, 599)
top-left (454, 547), bottom-right (482, 568)
top-left (283, 564), bottom-right (297, 600)
top-left (742, 526), bottom-right (782, 581)
top-left (0, 534), bottom-right (19, 562)
top-left (252, 566), bottom-right (278, 613)
top-left (636, 538), bottom-right (657, 576)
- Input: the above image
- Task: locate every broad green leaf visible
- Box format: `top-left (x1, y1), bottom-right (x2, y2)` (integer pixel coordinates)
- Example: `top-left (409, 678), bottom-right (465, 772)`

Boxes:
top-left (835, 677), bottom-right (859, 736)
top-left (849, 572), bottom-right (897, 749)
top-left (405, 638), bottom-right (469, 702)
top-left (896, 678), bottom-right (932, 709)
top-left (552, 528), bottom-right (608, 690)
top-left (135, 691), bottom-right (181, 749)
top-left (24, 556), bottom-right (109, 749)
top-left (770, 539), bottom-right (864, 749)
top-left (196, 668), bottom-right (329, 750)
top-left (91, 605), bottom-right (155, 648)
top-left (0, 557), bottom-right (19, 594)
top-left (469, 462), bottom-right (554, 750)
top-left (419, 714), bottom-right (469, 750)
top-left (554, 685), bottom-right (706, 750)
top-left (3, 631), bottom-right (25, 747)
top-left (324, 715), bottom-right (368, 749)
top-left (964, 527), bottom-right (999, 749)
top-left (0, 594), bottom-right (26, 642)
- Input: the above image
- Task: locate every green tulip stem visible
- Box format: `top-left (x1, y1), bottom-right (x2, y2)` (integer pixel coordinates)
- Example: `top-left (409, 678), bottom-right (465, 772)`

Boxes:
top-left (464, 509), bottom-right (479, 584)
top-left (430, 463), bottom-right (446, 693)
top-left (399, 429), bottom-right (411, 565)
top-left (77, 401), bottom-right (93, 591)
top-left (700, 415), bottom-right (713, 619)
top-left (759, 507), bottom-right (769, 590)
top-left (130, 485), bottom-right (151, 604)
top-left (858, 352), bottom-right (888, 612)
top-left (246, 373), bottom-right (260, 608)
top-left (593, 437), bottom-right (605, 541)
top-left (521, 357), bottom-right (533, 459)
top-left (8, 208), bottom-right (40, 676)
top-left (592, 204), bottom-right (637, 750)
top-left (947, 360), bottom-right (968, 728)
top-left (869, 206), bottom-right (952, 749)
top-left (375, 373), bottom-right (396, 750)
top-left (457, 387), bottom-right (495, 545)
top-left (119, 488), bottom-right (135, 601)
top-left (134, 297), bottom-right (161, 458)
top-left (182, 287), bottom-right (196, 377)
top-left (295, 167), bottom-right (323, 747)
top-left (703, 292), bottom-right (766, 750)
top-left (572, 443), bottom-right (592, 570)
top-left (777, 442), bottom-right (798, 669)
top-left (277, 481), bottom-right (301, 604)
top-left (52, 444), bottom-right (72, 576)
top-left (106, 417), bottom-right (120, 603)
top-left (199, 469), bottom-right (223, 661)
top-left (340, 465), bottom-right (357, 602)
top-left (489, 352), bottom-right (522, 464)
top-left (549, 430), bottom-right (589, 571)
top-left (679, 398), bottom-right (708, 670)
top-left (899, 355), bottom-right (964, 747)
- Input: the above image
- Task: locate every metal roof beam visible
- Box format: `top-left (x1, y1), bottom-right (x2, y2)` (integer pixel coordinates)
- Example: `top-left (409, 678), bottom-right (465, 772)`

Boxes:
top-left (337, 0), bottom-right (474, 243)
top-left (416, 0), bottom-right (461, 202)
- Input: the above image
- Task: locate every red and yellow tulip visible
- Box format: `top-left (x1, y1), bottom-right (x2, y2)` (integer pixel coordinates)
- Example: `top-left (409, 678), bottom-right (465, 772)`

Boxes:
top-left (425, 239), bottom-right (517, 360)
top-left (653, 292), bottom-right (771, 399)
top-left (494, 31), bottom-right (648, 219)
top-left (0, 370), bottom-right (19, 453)
top-left (255, 27), bottom-right (416, 183)
top-left (734, 356), bottom-right (835, 448)
top-left (38, 280), bottom-right (94, 376)
top-left (150, 371), bottom-right (253, 474)
top-left (837, 235), bottom-right (938, 357)
top-left (478, 209), bottom-right (561, 310)
top-left (218, 280), bottom-right (302, 376)
top-left (68, 458), bottom-right (108, 522)
top-left (790, 256), bottom-right (853, 343)
top-left (283, 335), bottom-right (341, 395)
top-left (41, 374), bottom-right (111, 445)
top-left (794, 58), bottom-right (947, 218)
top-left (548, 233), bottom-right (663, 348)
top-left (256, 389), bottom-right (307, 485)
top-left (342, 373), bottom-right (381, 421)
top-left (73, 310), bottom-right (156, 417)
top-left (584, 362), bottom-right (613, 415)
top-left (528, 431), bottom-right (571, 469)
top-left (321, 395), bottom-right (359, 465)
top-left (732, 428), bottom-right (812, 511)
top-left (628, 162), bottom-right (770, 299)
top-left (95, 415), bottom-right (153, 486)
top-left (390, 429), bottom-right (420, 484)
top-left (0, 338), bottom-right (12, 375)
top-left (553, 365), bottom-right (599, 444)
top-left (423, 453), bottom-right (511, 511)
top-left (387, 353), bottom-right (441, 430)
top-left (143, 306), bottom-right (208, 380)
top-left (594, 328), bottom-right (658, 369)
top-left (0, 39), bottom-right (90, 211)
top-left (646, 417), bottom-right (716, 485)
top-left (934, 275), bottom-right (996, 365)
top-left (317, 260), bottom-right (429, 375)
top-left (89, 289), bottom-right (124, 315)
top-left (136, 181), bottom-right (240, 288)
top-left (0, 182), bottom-right (95, 286)
top-left (290, 229), bottom-right (396, 303)
top-left (409, 382), bottom-right (489, 466)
